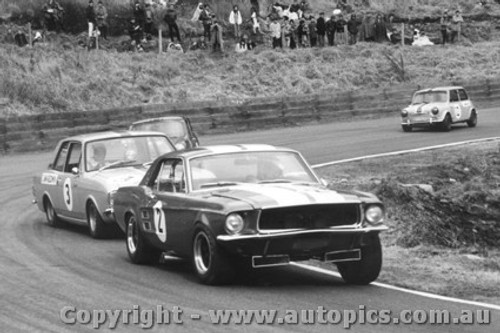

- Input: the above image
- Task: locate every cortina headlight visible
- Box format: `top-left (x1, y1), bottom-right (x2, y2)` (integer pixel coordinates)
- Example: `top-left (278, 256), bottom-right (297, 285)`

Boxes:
top-left (365, 205), bottom-right (384, 225)
top-left (225, 213), bottom-right (245, 235)
top-left (401, 109), bottom-right (408, 117)
top-left (431, 107), bottom-right (439, 115)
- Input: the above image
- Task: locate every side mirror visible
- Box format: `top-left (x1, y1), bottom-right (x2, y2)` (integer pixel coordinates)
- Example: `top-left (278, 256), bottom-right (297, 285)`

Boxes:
top-left (71, 167), bottom-right (79, 175)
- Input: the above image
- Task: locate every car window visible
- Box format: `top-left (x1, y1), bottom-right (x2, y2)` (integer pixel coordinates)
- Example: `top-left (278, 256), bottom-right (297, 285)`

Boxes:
top-left (65, 143), bottom-right (82, 173)
top-left (53, 142), bottom-right (70, 172)
top-left (412, 91), bottom-right (447, 104)
top-left (449, 90), bottom-right (459, 102)
top-left (132, 119), bottom-right (188, 138)
top-left (458, 89), bottom-right (468, 101)
top-left (154, 159), bottom-right (185, 193)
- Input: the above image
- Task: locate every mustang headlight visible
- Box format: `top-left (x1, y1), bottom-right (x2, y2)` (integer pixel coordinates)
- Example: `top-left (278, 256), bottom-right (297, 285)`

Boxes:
top-left (365, 205), bottom-right (384, 225)
top-left (431, 107), bottom-right (439, 115)
top-left (401, 109), bottom-right (408, 117)
top-left (225, 213), bottom-right (245, 235)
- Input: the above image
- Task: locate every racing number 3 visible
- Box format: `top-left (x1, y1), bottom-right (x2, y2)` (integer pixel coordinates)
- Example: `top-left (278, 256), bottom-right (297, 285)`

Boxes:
top-left (153, 201), bottom-right (167, 242)
top-left (63, 178), bottom-right (73, 211)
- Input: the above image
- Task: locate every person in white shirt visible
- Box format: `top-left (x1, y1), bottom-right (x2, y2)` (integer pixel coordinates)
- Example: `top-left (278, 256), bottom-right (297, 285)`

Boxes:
top-left (229, 5), bottom-right (243, 38)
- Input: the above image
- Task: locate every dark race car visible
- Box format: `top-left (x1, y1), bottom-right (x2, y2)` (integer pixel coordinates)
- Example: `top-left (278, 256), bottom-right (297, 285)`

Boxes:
top-left (112, 145), bottom-right (387, 285)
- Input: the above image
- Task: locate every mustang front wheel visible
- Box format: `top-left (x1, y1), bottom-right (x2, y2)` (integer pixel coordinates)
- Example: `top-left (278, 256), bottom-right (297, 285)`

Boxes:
top-left (126, 213), bottom-right (161, 265)
top-left (192, 225), bottom-right (235, 285)
top-left (337, 234), bottom-right (382, 285)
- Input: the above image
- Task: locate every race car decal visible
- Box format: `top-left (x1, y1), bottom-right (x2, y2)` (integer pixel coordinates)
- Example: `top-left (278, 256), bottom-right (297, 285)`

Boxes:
top-left (63, 178), bottom-right (73, 211)
top-left (453, 105), bottom-right (461, 119)
top-left (41, 173), bottom-right (58, 186)
top-left (153, 201), bottom-right (167, 242)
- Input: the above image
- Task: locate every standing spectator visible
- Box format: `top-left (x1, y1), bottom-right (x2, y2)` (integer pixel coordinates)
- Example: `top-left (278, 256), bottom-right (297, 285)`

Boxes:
top-left (289, 18), bottom-right (298, 49)
top-left (325, 15), bottom-right (336, 46)
top-left (308, 16), bottom-right (318, 47)
top-left (210, 16), bottom-right (224, 52)
top-left (270, 17), bottom-right (282, 48)
top-left (229, 5), bottom-right (243, 38)
top-left (95, 0), bottom-right (108, 40)
top-left (374, 14), bottom-right (387, 43)
top-left (251, 6), bottom-right (261, 34)
top-left (86, 0), bottom-right (96, 38)
top-left (282, 16), bottom-right (291, 48)
top-left (133, 1), bottom-right (145, 30)
top-left (43, 0), bottom-right (64, 32)
top-left (450, 10), bottom-right (463, 43)
top-left (335, 14), bottom-right (347, 45)
top-left (199, 4), bottom-right (212, 41)
top-left (347, 14), bottom-right (360, 45)
top-left (191, 2), bottom-right (203, 22)
top-left (316, 12), bottom-right (326, 47)
top-left (440, 10), bottom-right (450, 46)
top-left (297, 18), bottom-right (307, 47)
top-left (165, 5), bottom-right (181, 43)
top-left (129, 18), bottom-right (144, 51)
top-left (144, 2), bottom-right (154, 39)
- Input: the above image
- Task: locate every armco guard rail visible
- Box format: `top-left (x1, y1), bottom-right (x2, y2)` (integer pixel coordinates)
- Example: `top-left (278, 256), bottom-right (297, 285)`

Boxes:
top-left (1, 79), bottom-right (499, 153)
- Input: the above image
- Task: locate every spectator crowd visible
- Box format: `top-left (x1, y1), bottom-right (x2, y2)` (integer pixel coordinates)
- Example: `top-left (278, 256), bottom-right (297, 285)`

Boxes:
top-left (5, 0), bottom-right (468, 53)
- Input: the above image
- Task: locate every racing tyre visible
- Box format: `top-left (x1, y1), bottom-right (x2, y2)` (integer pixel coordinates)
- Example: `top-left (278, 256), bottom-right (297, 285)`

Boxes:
top-left (441, 114), bottom-right (452, 132)
top-left (44, 198), bottom-right (61, 227)
top-left (192, 225), bottom-right (235, 285)
top-left (337, 234), bottom-right (382, 285)
top-left (467, 110), bottom-right (477, 127)
top-left (87, 202), bottom-right (109, 239)
top-left (402, 125), bottom-right (412, 132)
top-left (126, 213), bottom-right (161, 265)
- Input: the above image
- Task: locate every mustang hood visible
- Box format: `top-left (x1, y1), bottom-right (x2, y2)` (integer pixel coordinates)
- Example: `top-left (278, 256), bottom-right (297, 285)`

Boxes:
top-left (91, 167), bottom-right (147, 191)
top-left (208, 183), bottom-right (362, 209)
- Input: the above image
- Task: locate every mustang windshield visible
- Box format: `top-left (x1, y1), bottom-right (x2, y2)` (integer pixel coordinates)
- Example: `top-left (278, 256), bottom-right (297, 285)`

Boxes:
top-left (189, 151), bottom-right (318, 190)
top-left (86, 135), bottom-right (173, 172)
top-left (412, 91), bottom-right (447, 104)
top-left (131, 119), bottom-right (188, 139)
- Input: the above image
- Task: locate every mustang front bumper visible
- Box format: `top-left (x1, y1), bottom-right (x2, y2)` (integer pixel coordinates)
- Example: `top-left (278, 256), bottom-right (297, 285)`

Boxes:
top-left (217, 226), bottom-right (387, 265)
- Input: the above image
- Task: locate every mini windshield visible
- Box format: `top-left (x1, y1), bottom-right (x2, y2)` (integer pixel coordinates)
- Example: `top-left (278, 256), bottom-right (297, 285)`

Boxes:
top-left (189, 151), bottom-right (318, 190)
top-left (86, 135), bottom-right (173, 172)
top-left (131, 119), bottom-right (187, 138)
top-left (412, 91), bottom-right (447, 104)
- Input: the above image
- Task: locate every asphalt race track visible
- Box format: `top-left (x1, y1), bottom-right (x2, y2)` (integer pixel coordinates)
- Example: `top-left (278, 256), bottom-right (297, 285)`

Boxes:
top-left (0, 109), bottom-right (498, 332)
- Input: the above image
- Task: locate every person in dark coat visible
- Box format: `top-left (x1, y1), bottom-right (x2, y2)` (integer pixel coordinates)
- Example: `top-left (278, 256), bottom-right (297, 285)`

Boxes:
top-left (133, 1), bottom-right (145, 30)
top-left (316, 12), bottom-right (326, 47)
top-left (308, 17), bottom-right (318, 47)
top-left (199, 4), bottom-right (212, 41)
top-left (210, 16), bottom-right (223, 52)
top-left (164, 5), bottom-right (181, 43)
top-left (335, 14), bottom-right (347, 45)
top-left (440, 10), bottom-right (449, 46)
top-left (129, 18), bottom-right (144, 51)
top-left (347, 14), bottom-right (360, 45)
top-left (374, 14), bottom-right (388, 42)
top-left (86, 0), bottom-right (96, 37)
top-left (325, 15), bottom-right (336, 46)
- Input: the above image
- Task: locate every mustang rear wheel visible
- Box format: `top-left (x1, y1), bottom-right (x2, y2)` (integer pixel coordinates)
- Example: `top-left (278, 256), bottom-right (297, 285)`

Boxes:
top-left (441, 114), bottom-right (452, 132)
top-left (467, 110), bottom-right (477, 127)
top-left (44, 198), bottom-right (61, 227)
top-left (87, 202), bottom-right (109, 239)
top-left (192, 225), bottom-right (235, 285)
top-left (126, 213), bottom-right (161, 265)
top-left (337, 234), bottom-right (382, 285)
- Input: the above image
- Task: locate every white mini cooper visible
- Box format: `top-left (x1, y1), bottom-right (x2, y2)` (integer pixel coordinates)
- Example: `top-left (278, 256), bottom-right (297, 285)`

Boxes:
top-left (400, 86), bottom-right (478, 132)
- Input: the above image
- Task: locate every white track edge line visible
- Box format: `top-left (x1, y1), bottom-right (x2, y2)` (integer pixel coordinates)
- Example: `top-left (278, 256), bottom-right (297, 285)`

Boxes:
top-left (311, 137), bottom-right (500, 169)
top-left (291, 263), bottom-right (500, 311)
top-left (307, 136), bottom-right (500, 310)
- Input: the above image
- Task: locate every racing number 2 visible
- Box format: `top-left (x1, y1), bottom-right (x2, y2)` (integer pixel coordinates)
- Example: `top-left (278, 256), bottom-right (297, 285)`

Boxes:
top-left (153, 201), bottom-right (167, 242)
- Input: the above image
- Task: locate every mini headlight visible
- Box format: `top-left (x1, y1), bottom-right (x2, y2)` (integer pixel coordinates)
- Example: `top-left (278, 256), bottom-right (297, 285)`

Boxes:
top-left (365, 205), bottom-right (384, 225)
top-left (175, 142), bottom-right (186, 150)
top-left (401, 109), bottom-right (408, 117)
top-left (431, 107), bottom-right (439, 115)
top-left (225, 213), bottom-right (245, 234)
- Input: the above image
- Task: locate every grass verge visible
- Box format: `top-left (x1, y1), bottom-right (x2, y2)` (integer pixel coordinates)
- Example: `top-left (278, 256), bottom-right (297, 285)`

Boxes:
top-left (315, 139), bottom-right (500, 305)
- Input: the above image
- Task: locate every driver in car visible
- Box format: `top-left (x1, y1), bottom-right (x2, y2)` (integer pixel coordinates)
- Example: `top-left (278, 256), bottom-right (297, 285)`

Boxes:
top-left (88, 143), bottom-right (107, 171)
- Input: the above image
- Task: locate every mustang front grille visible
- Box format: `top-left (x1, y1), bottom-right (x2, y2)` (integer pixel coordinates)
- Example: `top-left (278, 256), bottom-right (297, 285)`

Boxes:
top-left (258, 204), bottom-right (360, 230)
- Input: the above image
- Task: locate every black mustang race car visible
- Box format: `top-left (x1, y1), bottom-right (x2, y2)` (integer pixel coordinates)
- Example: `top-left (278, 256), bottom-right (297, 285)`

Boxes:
top-left (112, 145), bottom-right (387, 285)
